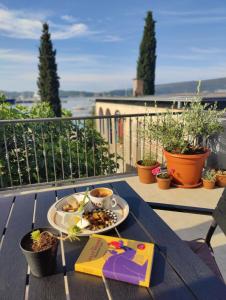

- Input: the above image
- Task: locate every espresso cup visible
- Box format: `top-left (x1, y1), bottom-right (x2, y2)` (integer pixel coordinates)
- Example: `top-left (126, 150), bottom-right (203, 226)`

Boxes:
top-left (89, 188), bottom-right (117, 209)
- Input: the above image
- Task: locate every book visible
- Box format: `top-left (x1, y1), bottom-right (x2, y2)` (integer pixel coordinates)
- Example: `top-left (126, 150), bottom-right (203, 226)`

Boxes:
top-left (74, 234), bottom-right (155, 287)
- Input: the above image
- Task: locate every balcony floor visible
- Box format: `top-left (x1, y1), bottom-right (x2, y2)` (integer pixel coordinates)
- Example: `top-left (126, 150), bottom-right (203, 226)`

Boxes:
top-left (1, 175), bottom-right (226, 281)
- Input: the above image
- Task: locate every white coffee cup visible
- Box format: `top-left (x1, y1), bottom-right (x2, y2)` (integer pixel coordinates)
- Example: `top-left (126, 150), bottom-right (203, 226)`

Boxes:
top-left (89, 188), bottom-right (117, 209)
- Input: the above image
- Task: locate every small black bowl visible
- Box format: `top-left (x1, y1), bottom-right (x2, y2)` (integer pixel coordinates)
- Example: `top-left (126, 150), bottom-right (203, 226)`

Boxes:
top-left (20, 227), bottom-right (59, 278)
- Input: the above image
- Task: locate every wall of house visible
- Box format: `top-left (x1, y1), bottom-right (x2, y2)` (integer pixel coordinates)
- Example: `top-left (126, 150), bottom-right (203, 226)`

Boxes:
top-left (95, 101), bottom-right (180, 173)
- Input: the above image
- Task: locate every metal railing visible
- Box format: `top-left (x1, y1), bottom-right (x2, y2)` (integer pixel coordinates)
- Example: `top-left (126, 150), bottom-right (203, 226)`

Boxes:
top-left (0, 113), bottom-right (168, 190)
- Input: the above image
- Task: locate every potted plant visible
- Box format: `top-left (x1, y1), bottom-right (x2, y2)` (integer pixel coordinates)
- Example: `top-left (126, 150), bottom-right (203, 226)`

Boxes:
top-left (20, 225), bottom-right (81, 277)
top-left (216, 170), bottom-right (226, 187)
top-left (141, 82), bottom-right (225, 188)
top-left (136, 154), bottom-right (160, 184)
top-left (152, 166), bottom-right (173, 189)
top-left (202, 169), bottom-right (216, 189)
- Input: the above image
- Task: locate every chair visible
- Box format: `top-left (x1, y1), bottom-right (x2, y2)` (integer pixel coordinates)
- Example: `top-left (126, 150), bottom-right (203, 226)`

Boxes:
top-left (148, 188), bottom-right (226, 281)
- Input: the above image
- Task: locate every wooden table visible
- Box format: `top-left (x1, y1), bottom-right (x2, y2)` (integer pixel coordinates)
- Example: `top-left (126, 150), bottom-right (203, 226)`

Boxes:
top-left (0, 181), bottom-right (226, 300)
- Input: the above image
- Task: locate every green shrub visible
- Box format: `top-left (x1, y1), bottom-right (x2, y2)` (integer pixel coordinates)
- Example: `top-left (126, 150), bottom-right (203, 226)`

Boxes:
top-left (0, 101), bottom-right (119, 187)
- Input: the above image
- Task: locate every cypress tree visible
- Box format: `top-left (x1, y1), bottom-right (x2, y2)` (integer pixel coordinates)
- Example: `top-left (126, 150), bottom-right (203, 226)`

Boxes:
top-left (137, 11), bottom-right (156, 95)
top-left (37, 23), bottom-right (61, 117)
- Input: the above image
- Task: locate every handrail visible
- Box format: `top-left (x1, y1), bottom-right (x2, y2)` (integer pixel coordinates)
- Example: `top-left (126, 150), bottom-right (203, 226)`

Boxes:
top-left (0, 111), bottom-right (181, 125)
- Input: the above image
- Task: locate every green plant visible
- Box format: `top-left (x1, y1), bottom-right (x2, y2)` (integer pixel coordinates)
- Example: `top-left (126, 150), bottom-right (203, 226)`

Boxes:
top-left (0, 100), bottom-right (120, 187)
top-left (152, 166), bottom-right (174, 178)
top-left (202, 169), bottom-right (216, 181)
top-left (137, 11), bottom-right (156, 95)
top-left (140, 153), bottom-right (156, 166)
top-left (141, 82), bottom-right (225, 154)
top-left (216, 170), bottom-right (226, 175)
top-left (37, 23), bottom-right (61, 117)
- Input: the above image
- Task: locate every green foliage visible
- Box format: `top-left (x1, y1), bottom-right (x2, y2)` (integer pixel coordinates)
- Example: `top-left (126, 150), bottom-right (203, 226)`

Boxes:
top-left (140, 153), bottom-right (156, 166)
top-left (137, 11), bottom-right (156, 95)
top-left (0, 102), bottom-right (119, 187)
top-left (37, 23), bottom-right (61, 117)
top-left (202, 169), bottom-right (216, 181)
top-left (31, 230), bottom-right (41, 244)
top-left (141, 84), bottom-right (225, 153)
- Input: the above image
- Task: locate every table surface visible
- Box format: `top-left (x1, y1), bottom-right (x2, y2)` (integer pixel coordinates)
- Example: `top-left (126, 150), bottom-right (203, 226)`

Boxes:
top-left (0, 181), bottom-right (226, 300)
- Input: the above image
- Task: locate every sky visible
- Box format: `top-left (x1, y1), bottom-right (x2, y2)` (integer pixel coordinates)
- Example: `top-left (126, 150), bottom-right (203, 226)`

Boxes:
top-left (1, 0), bottom-right (226, 92)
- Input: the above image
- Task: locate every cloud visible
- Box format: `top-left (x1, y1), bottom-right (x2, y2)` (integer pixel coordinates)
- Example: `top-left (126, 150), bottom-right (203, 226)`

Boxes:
top-left (158, 9), bottom-right (226, 24)
top-left (101, 35), bottom-right (122, 42)
top-left (190, 47), bottom-right (224, 55)
top-left (0, 48), bottom-right (36, 63)
top-left (0, 6), bottom-right (89, 40)
top-left (61, 15), bottom-right (77, 23)
top-left (160, 47), bottom-right (226, 62)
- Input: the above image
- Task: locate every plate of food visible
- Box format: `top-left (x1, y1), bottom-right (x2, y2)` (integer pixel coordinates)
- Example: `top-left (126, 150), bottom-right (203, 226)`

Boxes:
top-left (47, 189), bottom-right (129, 236)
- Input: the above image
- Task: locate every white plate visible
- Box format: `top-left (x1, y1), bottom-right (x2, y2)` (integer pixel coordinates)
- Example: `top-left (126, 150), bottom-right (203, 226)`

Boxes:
top-left (47, 193), bottom-right (129, 236)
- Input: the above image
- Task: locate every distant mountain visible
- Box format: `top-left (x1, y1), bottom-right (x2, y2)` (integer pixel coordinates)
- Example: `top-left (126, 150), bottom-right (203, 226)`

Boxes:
top-left (155, 77), bottom-right (226, 95)
top-left (2, 77), bottom-right (226, 99)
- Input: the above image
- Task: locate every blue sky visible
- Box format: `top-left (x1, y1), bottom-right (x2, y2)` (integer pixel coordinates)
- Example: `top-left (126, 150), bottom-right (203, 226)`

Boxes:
top-left (1, 0), bottom-right (226, 91)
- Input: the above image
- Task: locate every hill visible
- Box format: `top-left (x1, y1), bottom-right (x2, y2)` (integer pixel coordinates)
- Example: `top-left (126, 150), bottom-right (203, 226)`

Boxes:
top-left (2, 77), bottom-right (226, 99)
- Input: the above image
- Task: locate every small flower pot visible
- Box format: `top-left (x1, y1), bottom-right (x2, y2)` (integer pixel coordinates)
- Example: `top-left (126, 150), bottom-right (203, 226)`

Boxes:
top-left (136, 161), bottom-right (160, 184)
top-left (20, 227), bottom-right (59, 278)
top-left (156, 176), bottom-right (171, 190)
top-left (216, 174), bottom-right (226, 187)
top-left (202, 179), bottom-right (215, 189)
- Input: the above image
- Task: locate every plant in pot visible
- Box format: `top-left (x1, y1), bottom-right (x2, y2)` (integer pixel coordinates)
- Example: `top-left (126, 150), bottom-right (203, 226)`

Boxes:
top-left (216, 170), bottom-right (226, 187)
top-left (20, 191), bottom-right (89, 277)
top-left (202, 169), bottom-right (216, 189)
top-left (136, 153), bottom-right (160, 184)
top-left (20, 226), bottom-right (80, 277)
top-left (141, 82), bottom-right (225, 188)
top-left (152, 166), bottom-right (173, 189)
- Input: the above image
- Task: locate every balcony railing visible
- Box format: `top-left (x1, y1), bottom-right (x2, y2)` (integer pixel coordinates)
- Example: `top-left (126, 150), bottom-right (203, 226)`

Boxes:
top-left (0, 113), bottom-right (170, 190)
top-left (0, 112), bottom-right (225, 190)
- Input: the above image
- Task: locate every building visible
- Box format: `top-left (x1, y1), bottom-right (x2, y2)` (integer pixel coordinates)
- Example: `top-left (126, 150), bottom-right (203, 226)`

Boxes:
top-left (95, 93), bottom-right (226, 172)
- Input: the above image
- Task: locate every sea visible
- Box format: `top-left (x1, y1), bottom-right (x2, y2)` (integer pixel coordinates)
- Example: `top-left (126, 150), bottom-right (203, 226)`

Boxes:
top-left (21, 96), bottom-right (95, 117)
top-left (61, 97), bottom-right (95, 117)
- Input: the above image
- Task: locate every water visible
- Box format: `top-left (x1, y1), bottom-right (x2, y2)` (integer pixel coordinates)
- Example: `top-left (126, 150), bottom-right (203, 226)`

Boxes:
top-left (61, 97), bottom-right (95, 117)
top-left (21, 96), bottom-right (95, 117)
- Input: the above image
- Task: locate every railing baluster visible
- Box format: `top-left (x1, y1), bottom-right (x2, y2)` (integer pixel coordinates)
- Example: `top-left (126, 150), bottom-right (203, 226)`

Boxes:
top-left (50, 130), bottom-right (57, 183)
top-left (66, 127), bottom-right (73, 180)
top-left (22, 125), bottom-right (31, 184)
top-left (83, 119), bottom-right (88, 177)
top-left (92, 119), bottom-right (96, 177)
top-left (31, 124), bottom-right (40, 184)
top-left (58, 122), bottom-right (65, 180)
top-left (129, 117), bottom-right (132, 167)
top-left (155, 113), bottom-right (159, 162)
top-left (136, 117), bottom-right (139, 163)
top-left (41, 124), bottom-right (48, 182)
top-left (149, 115), bottom-right (152, 157)
top-left (114, 117), bottom-right (118, 173)
top-left (122, 117), bottom-right (125, 173)
top-left (143, 116), bottom-right (146, 159)
top-left (3, 126), bottom-right (13, 187)
top-left (13, 124), bottom-right (22, 185)
top-left (76, 120), bottom-right (81, 178)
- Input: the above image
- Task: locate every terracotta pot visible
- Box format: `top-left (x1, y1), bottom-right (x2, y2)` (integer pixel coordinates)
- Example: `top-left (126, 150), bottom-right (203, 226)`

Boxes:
top-left (136, 161), bottom-right (160, 184)
top-left (202, 179), bottom-right (215, 189)
top-left (164, 149), bottom-right (210, 188)
top-left (156, 176), bottom-right (171, 190)
top-left (216, 174), bottom-right (226, 187)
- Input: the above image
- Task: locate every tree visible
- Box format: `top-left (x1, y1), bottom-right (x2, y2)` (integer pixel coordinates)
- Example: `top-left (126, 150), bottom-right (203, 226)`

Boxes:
top-left (37, 23), bottom-right (62, 117)
top-left (137, 11), bottom-right (156, 95)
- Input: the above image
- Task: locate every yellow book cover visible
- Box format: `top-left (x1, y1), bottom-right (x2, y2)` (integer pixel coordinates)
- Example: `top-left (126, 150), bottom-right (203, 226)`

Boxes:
top-left (75, 234), bottom-right (155, 287)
